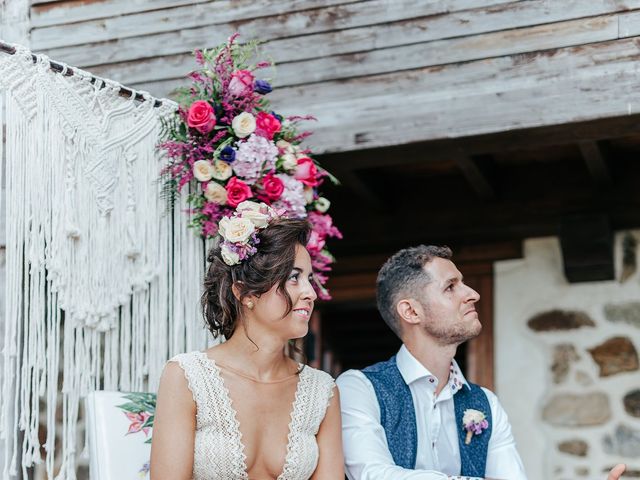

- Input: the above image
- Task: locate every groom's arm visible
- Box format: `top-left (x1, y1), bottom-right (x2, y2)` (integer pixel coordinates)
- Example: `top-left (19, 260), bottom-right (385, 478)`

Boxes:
top-left (337, 370), bottom-right (479, 480)
top-left (482, 388), bottom-right (528, 480)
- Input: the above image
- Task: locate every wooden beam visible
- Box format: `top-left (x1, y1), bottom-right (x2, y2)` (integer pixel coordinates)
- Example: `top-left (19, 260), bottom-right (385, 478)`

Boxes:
top-left (578, 140), bottom-right (613, 189)
top-left (327, 158), bottom-right (640, 255)
top-left (452, 152), bottom-right (495, 200)
top-left (318, 114), bottom-right (640, 172)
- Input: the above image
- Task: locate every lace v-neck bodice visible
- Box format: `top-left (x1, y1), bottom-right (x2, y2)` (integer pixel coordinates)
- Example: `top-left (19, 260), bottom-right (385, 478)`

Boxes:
top-left (170, 351), bottom-right (335, 480)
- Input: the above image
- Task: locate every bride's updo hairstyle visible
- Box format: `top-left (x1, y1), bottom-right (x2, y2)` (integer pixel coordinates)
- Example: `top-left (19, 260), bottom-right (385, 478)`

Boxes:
top-left (202, 217), bottom-right (311, 340)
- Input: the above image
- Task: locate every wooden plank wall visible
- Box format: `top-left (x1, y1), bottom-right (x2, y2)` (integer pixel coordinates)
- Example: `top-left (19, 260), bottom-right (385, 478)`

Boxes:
top-left (28, 0), bottom-right (640, 154)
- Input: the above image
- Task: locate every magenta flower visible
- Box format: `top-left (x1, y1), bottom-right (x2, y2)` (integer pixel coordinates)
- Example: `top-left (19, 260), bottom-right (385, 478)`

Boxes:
top-left (186, 101), bottom-right (216, 134)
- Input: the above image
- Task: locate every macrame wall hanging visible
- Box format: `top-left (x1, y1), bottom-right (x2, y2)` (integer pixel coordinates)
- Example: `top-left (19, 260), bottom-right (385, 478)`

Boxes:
top-left (0, 43), bottom-right (210, 479)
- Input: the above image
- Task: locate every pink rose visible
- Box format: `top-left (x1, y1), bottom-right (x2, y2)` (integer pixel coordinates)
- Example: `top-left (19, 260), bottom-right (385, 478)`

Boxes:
top-left (228, 69), bottom-right (255, 97)
top-left (255, 112), bottom-right (281, 140)
top-left (257, 172), bottom-right (284, 202)
top-left (225, 177), bottom-right (253, 208)
top-left (294, 157), bottom-right (319, 187)
top-left (186, 100), bottom-right (216, 134)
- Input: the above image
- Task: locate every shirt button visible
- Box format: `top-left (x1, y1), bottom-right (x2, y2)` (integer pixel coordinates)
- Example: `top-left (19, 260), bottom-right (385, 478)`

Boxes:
top-left (428, 377), bottom-right (435, 383)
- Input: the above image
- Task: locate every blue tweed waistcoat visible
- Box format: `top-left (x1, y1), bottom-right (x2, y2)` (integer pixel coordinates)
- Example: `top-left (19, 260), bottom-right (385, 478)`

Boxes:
top-left (362, 355), bottom-right (492, 477)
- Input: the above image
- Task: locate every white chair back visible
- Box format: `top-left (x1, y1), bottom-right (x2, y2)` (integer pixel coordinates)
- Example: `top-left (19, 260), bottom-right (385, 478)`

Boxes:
top-left (85, 391), bottom-right (156, 479)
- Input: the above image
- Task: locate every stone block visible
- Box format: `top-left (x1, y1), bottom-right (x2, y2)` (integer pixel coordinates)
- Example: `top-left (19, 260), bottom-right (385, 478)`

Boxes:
top-left (542, 392), bottom-right (610, 427)
top-left (603, 425), bottom-right (640, 458)
top-left (624, 390), bottom-right (640, 418)
top-left (588, 336), bottom-right (639, 377)
top-left (527, 310), bottom-right (595, 332)
top-left (552, 344), bottom-right (579, 384)
top-left (575, 370), bottom-right (593, 386)
top-left (575, 466), bottom-right (589, 476)
top-left (604, 301), bottom-right (640, 328)
top-left (558, 439), bottom-right (588, 456)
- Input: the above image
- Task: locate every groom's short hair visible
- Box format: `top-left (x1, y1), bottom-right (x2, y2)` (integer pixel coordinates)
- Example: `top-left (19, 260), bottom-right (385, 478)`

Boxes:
top-left (376, 245), bottom-right (452, 337)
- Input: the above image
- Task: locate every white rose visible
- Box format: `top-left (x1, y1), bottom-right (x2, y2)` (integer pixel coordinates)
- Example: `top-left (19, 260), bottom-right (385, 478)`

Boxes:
top-left (276, 139), bottom-right (294, 154)
top-left (462, 409), bottom-right (486, 425)
top-left (237, 201), bottom-right (272, 228)
top-left (220, 244), bottom-right (240, 265)
top-left (281, 153), bottom-right (298, 171)
top-left (211, 159), bottom-right (232, 180)
top-left (232, 112), bottom-right (256, 138)
top-left (241, 209), bottom-right (270, 228)
top-left (222, 217), bottom-right (255, 243)
top-left (236, 200), bottom-right (262, 213)
top-left (204, 182), bottom-right (227, 205)
top-left (218, 216), bottom-right (230, 238)
top-left (304, 186), bottom-right (315, 204)
top-left (315, 197), bottom-right (330, 213)
top-left (193, 160), bottom-right (214, 182)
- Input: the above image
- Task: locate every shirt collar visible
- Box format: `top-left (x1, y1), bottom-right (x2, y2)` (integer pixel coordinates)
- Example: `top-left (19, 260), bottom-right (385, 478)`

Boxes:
top-left (396, 344), bottom-right (470, 393)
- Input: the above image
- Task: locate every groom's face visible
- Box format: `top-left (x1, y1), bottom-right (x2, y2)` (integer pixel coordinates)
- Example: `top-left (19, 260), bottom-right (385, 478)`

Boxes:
top-left (417, 257), bottom-right (482, 345)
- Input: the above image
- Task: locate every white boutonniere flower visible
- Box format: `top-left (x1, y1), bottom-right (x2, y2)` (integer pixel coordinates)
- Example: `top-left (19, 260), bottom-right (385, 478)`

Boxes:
top-left (462, 409), bottom-right (489, 445)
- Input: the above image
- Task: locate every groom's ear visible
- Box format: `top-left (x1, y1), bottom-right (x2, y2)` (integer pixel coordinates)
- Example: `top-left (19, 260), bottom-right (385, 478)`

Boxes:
top-left (396, 298), bottom-right (423, 327)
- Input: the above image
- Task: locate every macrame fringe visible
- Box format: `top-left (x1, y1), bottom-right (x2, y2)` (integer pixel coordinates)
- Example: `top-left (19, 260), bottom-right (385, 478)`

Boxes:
top-left (0, 43), bottom-right (212, 479)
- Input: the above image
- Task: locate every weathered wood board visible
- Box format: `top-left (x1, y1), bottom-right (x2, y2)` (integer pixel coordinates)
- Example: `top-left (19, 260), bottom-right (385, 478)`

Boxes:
top-left (19, 0), bottom-right (640, 153)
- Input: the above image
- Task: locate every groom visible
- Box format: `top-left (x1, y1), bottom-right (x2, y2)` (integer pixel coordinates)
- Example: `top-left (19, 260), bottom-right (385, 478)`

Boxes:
top-left (336, 245), bottom-right (625, 480)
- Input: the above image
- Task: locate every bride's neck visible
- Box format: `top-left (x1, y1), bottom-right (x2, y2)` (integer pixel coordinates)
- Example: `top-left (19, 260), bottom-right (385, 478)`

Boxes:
top-left (221, 325), bottom-right (293, 381)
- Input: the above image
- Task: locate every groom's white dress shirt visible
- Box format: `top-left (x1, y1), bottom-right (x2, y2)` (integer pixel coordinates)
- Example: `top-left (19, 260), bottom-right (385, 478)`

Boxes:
top-left (336, 345), bottom-right (527, 480)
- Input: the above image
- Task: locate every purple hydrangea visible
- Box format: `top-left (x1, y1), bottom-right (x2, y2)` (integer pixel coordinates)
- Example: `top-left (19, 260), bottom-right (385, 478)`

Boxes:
top-left (232, 134), bottom-right (277, 184)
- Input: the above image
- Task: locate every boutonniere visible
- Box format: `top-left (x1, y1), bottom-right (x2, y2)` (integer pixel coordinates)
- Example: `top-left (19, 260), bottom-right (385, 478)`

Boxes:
top-left (462, 409), bottom-right (489, 445)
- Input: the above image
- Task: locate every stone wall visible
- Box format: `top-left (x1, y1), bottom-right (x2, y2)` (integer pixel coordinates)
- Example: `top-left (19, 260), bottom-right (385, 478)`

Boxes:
top-left (495, 232), bottom-right (640, 480)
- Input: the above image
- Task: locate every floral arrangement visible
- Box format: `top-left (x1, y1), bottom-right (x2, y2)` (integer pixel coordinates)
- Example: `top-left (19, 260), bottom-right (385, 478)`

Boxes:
top-left (159, 34), bottom-right (341, 298)
top-left (462, 408), bottom-right (489, 445)
top-left (218, 201), bottom-right (280, 265)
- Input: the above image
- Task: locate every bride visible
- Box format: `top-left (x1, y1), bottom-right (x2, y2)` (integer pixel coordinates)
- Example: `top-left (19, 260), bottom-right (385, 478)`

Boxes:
top-left (150, 203), bottom-right (344, 479)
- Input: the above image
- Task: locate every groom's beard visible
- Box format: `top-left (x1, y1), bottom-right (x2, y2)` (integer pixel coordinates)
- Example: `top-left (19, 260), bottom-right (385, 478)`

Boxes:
top-left (420, 303), bottom-right (482, 347)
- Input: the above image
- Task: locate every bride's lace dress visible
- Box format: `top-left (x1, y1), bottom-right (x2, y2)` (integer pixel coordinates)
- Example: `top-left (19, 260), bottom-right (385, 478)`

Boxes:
top-left (171, 351), bottom-right (335, 479)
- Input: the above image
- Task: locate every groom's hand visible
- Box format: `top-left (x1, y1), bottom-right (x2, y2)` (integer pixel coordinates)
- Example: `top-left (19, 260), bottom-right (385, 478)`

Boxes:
top-left (608, 464), bottom-right (626, 480)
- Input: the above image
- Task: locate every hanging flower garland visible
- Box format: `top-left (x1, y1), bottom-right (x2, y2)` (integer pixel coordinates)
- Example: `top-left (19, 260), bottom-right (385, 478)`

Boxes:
top-left (159, 35), bottom-right (341, 298)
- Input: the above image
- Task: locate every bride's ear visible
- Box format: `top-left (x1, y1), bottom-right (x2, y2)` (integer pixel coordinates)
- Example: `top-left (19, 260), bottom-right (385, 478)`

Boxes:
top-left (231, 281), bottom-right (243, 301)
top-left (232, 281), bottom-right (256, 310)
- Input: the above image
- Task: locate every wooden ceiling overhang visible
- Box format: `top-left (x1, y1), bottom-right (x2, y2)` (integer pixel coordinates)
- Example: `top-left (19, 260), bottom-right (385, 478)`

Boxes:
top-left (319, 113), bottom-right (640, 273)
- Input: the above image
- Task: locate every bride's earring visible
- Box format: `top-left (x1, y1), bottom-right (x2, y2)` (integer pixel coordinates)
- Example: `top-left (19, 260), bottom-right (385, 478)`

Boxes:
top-left (246, 300), bottom-right (254, 310)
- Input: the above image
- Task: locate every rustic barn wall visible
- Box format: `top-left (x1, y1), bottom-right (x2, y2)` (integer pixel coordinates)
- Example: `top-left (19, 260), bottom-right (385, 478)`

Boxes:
top-left (28, 0), bottom-right (640, 154)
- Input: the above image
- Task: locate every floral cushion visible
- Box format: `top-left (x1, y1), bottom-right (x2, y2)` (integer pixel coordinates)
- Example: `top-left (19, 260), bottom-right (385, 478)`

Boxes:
top-left (85, 391), bottom-right (155, 479)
